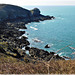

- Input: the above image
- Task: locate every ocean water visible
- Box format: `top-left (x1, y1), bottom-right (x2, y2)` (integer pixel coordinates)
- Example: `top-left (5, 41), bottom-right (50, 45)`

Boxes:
top-left (23, 6), bottom-right (75, 59)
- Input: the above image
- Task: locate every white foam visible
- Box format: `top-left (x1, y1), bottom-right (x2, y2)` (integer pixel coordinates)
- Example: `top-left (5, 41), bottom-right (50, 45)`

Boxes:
top-left (22, 34), bottom-right (28, 37)
top-left (19, 29), bottom-right (25, 31)
top-left (69, 46), bottom-right (75, 50)
top-left (22, 47), bottom-right (25, 50)
top-left (30, 26), bottom-right (38, 30)
top-left (18, 36), bottom-right (21, 39)
top-left (32, 38), bottom-right (43, 43)
top-left (54, 54), bottom-right (57, 56)
top-left (59, 52), bottom-right (63, 56)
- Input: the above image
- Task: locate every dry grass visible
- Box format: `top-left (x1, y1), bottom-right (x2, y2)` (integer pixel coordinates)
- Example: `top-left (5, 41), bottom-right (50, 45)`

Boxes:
top-left (47, 60), bottom-right (75, 74)
top-left (0, 54), bottom-right (75, 74)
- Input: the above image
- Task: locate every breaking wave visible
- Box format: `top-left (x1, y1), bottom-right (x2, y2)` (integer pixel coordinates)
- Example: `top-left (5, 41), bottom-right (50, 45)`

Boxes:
top-left (30, 26), bottom-right (38, 30)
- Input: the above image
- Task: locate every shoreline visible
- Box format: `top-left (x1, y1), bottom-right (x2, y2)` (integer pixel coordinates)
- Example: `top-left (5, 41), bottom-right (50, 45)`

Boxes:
top-left (0, 4), bottom-right (70, 63)
top-left (24, 21), bottom-right (73, 60)
top-left (0, 4), bottom-right (75, 74)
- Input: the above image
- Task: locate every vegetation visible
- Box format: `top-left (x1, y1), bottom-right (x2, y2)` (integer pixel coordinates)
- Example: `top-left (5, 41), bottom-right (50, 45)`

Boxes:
top-left (0, 41), bottom-right (8, 50)
top-left (0, 41), bottom-right (75, 74)
top-left (0, 53), bottom-right (75, 74)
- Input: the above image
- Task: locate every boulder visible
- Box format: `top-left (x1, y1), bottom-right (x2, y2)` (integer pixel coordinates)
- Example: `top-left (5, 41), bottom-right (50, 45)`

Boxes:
top-left (45, 44), bottom-right (50, 48)
top-left (25, 46), bottom-right (30, 50)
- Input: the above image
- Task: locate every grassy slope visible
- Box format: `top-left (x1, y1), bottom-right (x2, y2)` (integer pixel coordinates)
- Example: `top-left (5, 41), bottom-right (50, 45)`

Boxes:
top-left (0, 41), bottom-right (75, 74)
top-left (0, 53), bottom-right (75, 74)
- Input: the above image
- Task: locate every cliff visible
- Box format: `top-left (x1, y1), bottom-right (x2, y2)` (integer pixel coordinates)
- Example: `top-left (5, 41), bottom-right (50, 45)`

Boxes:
top-left (0, 4), bottom-right (54, 22)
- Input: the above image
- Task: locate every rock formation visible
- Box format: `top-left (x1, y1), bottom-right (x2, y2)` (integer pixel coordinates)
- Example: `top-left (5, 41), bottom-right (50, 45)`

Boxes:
top-left (45, 44), bottom-right (50, 48)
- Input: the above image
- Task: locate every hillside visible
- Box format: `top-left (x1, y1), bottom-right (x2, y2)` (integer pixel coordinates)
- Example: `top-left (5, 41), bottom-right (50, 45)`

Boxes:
top-left (0, 4), bottom-right (75, 74)
top-left (0, 54), bottom-right (75, 74)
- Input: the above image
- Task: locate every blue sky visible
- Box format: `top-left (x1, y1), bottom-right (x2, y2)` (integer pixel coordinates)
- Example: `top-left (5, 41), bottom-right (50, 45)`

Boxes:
top-left (0, 0), bottom-right (75, 6)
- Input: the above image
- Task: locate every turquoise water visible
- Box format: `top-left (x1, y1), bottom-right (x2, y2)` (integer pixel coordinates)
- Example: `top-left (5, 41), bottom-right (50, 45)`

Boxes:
top-left (23, 6), bottom-right (75, 59)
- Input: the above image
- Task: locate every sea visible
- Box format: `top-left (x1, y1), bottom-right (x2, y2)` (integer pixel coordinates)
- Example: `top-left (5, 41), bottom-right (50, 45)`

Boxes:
top-left (22, 6), bottom-right (75, 59)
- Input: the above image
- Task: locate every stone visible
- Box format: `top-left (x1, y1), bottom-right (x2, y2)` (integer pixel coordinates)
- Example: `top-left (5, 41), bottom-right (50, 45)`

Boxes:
top-left (25, 46), bottom-right (30, 50)
top-left (45, 44), bottom-right (50, 48)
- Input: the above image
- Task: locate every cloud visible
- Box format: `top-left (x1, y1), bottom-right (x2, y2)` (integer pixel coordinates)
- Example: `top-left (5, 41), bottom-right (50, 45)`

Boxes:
top-left (0, 0), bottom-right (75, 6)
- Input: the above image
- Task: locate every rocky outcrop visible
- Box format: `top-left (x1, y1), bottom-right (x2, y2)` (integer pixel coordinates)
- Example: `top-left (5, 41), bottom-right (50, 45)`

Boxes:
top-left (0, 4), bottom-right (55, 23)
top-left (29, 47), bottom-right (64, 61)
top-left (45, 44), bottom-right (50, 48)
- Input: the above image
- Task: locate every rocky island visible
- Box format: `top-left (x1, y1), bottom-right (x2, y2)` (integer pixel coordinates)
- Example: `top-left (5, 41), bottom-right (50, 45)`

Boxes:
top-left (0, 4), bottom-right (75, 74)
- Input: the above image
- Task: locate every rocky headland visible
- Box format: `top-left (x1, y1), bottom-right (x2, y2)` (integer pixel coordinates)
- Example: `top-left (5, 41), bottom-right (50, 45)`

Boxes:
top-left (0, 4), bottom-right (65, 63)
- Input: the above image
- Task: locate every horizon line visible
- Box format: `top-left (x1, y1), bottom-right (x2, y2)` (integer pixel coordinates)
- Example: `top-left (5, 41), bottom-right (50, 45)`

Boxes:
top-left (0, 3), bottom-right (75, 7)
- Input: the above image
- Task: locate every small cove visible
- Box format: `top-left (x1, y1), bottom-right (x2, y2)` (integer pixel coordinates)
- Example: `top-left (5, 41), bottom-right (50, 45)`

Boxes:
top-left (22, 6), bottom-right (75, 59)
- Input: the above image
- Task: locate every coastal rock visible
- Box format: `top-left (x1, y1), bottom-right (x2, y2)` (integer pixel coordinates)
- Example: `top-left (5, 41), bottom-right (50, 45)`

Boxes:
top-left (21, 36), bottom-right (28, 40)
top-left (25, 46), bottom-right (30, 50)
top-left (29, 47), bottom-right (50, 58)
top-left (45, 44), bottom-right (50, 48)
top-left (0, 4), bottom-right (55, 23)
top-left (29, 47), bottom-right (64, 61)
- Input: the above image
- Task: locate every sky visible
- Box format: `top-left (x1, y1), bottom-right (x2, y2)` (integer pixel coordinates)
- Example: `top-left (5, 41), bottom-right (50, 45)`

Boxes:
top-left (0, 0), bottom-right (75, 6)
